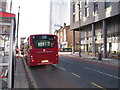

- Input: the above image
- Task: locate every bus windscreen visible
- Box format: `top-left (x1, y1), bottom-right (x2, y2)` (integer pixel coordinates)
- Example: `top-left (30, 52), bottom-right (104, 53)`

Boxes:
top-left (32, 35), bottom-right (56, 49)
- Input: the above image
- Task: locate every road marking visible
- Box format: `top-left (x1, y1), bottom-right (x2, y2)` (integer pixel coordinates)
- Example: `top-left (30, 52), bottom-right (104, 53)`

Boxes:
top-left (59, 67), bottom-right (66, 71)
top-left (91, 82), bottom-right (105, 89)
top-left (22, 58), bottom-right (39, 88)
top-left (53, 64), bottom-right (57, 66)
top-left (72, 73), bottom-right (80, 78)
top-left (86, 67), bottom-right (120, 79)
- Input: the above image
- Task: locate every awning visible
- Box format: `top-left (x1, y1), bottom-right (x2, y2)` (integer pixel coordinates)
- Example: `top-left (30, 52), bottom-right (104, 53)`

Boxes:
top-left (0, 11), bottom-right (15, 18)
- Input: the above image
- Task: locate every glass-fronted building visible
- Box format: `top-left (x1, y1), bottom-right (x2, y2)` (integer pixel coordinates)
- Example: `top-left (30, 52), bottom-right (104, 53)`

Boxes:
top-left (70, 0), bottom-right (120, 59)
top-left (49, 0), bottom-right (70, 34)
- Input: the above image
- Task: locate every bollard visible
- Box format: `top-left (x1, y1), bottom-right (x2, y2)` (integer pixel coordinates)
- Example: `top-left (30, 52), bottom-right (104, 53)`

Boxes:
top-left (98, 53), bottom-right (102, 60)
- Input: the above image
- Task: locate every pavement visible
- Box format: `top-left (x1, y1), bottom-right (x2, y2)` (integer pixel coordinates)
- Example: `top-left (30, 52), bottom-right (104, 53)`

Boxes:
top-left (1, 51), bottom-right (119, 89)
top-left (14, 57), bottom-right (29, 88)
top-left (14, 56), bottom-right (38, 88)
top-left (59, 52), bottom-right (120, 67)
top-left (0, 55), bottom-right (9, 88)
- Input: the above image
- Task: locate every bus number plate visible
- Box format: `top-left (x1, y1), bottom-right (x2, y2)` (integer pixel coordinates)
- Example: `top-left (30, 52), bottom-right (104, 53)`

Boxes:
top-left (41, 60), bottom-right (49, 63)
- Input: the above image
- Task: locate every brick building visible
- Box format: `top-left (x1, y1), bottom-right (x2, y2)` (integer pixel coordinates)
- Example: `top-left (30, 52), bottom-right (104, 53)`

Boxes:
top-left (54, 23), bottom-right (79, 51)
top-left (20, 37), bottom-right (26, 55)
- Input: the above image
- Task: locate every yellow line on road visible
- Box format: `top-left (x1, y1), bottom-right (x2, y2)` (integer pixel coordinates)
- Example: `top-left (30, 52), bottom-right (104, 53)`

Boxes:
top-left (91, 82), bottom-right (106, 89)
top-left (72, 73), bottom-right (80, 78)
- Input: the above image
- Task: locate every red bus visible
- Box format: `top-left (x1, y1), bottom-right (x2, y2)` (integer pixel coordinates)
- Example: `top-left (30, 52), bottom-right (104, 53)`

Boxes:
top-left (25, 34), bottom-right (59, 66)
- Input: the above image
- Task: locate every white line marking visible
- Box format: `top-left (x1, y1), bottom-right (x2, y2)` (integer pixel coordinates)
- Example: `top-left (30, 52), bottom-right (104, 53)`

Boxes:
top-left (72, 73), bottom-right (80, 78)
top-left (91, 82), bottom-right (104, 89)
top-left (59, 67), bottom-right (66, 71)
top-left (23, 58), bottom-right (39, 88)
top-left (86, 67), bottom-right (120, 79)
top-left (53, 64), bottom-right (57, 66)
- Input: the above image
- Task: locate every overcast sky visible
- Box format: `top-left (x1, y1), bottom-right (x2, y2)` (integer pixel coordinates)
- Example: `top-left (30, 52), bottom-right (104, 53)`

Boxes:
top-left (9, 0), bottom-right (50, 38)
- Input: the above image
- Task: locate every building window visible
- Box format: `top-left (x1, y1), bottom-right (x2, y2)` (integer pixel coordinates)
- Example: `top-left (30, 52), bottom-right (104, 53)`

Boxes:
top-left (73, 14), bottom-right (75, 23)
top-left (61, 32), bottom-right (62, 36)
top-left (85, 8), bottom-right (87, 17)
top-left (61, 38), bottom-right (62, 42)
top-left (94, 2), bottom-right (98, 13)
top-left (78, 1), bottom-right (82, 20)
top-left (73, 3), bottom-right (75, 13)
top-left (80, 0), bottom-right (82, 8)
top-left (85, 0), bottom-right (89, 17)
top-left (85, 7), bottom-right (89, 17)
top-left (64, 29), bottom-right (66, 42)
top-left (105, 0), bottom-right (110, 9)
top-left (64, 29), bottom-right (66, 36)
top-left (85, 0), bottom-right (89, 5)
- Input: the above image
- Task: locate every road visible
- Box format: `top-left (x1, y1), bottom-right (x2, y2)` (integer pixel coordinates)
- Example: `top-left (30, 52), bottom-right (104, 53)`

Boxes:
top-left (29, 55), bottom-right (119, 88)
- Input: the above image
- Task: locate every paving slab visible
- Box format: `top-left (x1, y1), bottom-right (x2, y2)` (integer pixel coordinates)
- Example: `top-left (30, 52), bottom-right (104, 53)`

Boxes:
top-left (14, 57), bottom-right (29, 88)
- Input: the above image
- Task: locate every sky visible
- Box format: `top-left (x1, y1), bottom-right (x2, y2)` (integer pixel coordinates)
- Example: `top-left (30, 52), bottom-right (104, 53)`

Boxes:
top-left (8, 0), bottom-right (50, 38)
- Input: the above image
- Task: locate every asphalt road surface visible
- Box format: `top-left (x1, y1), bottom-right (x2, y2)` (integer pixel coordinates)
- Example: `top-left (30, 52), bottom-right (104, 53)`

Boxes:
top-left (29, 55), bottom-right (120, 88)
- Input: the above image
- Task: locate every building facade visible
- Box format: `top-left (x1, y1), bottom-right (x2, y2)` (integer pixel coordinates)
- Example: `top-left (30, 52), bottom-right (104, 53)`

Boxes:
top-left (0, 0), bottom-right (6, 12)
top-left (49, 0), bottom-right (70, 34)
top-left (70, 0), bottom-right (120, 59)
top-left (54, 23), bottom-right (79, 51)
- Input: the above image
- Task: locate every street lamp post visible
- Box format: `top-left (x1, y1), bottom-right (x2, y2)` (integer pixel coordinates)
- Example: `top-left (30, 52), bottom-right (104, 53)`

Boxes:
top-left (17, 6), bottom-right (20, 47)
top-left (10, 0), bottom-right (12, 13)
top-left (77, 3), bottom-right (81, 57)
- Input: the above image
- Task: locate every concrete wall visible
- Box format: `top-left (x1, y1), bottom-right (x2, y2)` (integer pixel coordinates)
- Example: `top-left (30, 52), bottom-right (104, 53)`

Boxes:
top-left (70, 1), bottom-right (120, 29)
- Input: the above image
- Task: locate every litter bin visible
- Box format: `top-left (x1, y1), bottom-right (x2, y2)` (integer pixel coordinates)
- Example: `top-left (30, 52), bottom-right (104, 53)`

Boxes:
top-left (98, 53), bottom-right (102, 60)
